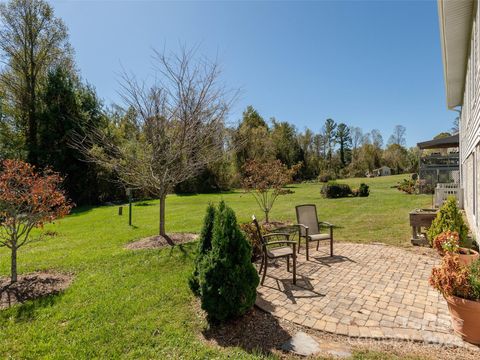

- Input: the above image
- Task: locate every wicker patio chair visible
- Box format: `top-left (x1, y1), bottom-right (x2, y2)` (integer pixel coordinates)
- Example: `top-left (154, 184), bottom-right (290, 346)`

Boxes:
top-left (295, 204), bottom-right (334, 260)
top-left (252, 215), bottom-right (296, 285)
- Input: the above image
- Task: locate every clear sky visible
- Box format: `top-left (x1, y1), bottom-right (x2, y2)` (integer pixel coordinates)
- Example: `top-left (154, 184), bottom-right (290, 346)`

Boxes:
top-left (51, 0), bottom-right (454, 147)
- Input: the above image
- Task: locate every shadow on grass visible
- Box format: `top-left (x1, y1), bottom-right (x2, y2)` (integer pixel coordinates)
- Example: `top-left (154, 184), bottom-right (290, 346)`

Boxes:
top-left (68, 205), bottom-right (96, 216)
top-left (14, 294), bottom-right (63, 322)
top-left (0, 293), bottom-right (64, 323)
top-left (202, 307), bottom-right (291, 356)
top-left (175, 190), bottom-right (238, 197)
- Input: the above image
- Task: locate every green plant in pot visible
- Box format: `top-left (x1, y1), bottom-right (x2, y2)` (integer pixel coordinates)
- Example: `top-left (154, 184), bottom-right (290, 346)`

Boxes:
top-left (433, 230), bottom-right (480, 266)
top-left (430, 255), bottom-right (480, 344)
top-left (428, 197), bottom-right (471, 247)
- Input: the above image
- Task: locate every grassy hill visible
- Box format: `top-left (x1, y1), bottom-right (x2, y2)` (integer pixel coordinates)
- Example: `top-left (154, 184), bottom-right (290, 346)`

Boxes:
top-left (0, 174), bottom-right (431, 358)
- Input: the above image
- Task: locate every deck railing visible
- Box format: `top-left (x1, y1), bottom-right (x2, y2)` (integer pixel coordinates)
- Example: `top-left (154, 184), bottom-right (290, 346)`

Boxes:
top-left (434, 183), bottom-right (464, 209)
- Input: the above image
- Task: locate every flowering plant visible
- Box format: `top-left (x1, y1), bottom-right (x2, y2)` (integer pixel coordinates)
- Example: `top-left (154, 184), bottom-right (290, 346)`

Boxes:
top-left (433, 231), bottom-right (460, 255)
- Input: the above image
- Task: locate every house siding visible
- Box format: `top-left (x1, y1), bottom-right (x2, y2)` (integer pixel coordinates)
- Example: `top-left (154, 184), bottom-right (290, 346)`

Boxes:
top-left (460, 4), bottom-right (480, 244)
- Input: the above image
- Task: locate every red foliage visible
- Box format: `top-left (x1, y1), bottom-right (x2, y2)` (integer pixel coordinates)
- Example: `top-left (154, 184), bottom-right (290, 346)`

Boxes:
top-left (0, 159), bottom-right (72, 281)
top-left (432, 230), bottom-right (460, 255)
top-left (0, 160), bottom-right (71, 231)
top-left (429, 253), bottom-right (471, 299)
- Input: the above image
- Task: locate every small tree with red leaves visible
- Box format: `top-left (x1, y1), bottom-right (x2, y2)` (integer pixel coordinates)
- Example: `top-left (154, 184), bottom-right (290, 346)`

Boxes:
top-left (0, 160), bottom-right (72, 283)
top-left (242, 159), bottom-right (300, 223)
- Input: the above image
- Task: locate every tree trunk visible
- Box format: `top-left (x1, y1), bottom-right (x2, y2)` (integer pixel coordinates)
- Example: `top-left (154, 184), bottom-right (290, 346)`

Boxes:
top-left (265, 210), bottom-right (269, 224)
top-left (159, 193), bottom-right (166, 236)
top-left (11, 245), bottom-right (17, 283)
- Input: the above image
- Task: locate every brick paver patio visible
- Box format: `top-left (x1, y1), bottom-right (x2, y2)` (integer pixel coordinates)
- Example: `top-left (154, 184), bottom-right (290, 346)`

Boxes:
top-left (256, 242), bottom-right (477, 348)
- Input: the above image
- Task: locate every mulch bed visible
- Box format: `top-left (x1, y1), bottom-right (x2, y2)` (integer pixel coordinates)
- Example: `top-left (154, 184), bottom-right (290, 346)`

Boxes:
top-left (198, 302), bottom-right (479, 359)
top-left (125, 233), bottom-right (198, 250)
top-left (260, 220), bottom-right (294, 231)
top-left (202, 306), bottom-right (292, 355)
top-left (0, 272), bottom-right (73, 309)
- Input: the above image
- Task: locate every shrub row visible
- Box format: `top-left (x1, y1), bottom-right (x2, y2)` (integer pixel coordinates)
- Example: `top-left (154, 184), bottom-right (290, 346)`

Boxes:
top-left (321, 182), bottom-right (370, 198)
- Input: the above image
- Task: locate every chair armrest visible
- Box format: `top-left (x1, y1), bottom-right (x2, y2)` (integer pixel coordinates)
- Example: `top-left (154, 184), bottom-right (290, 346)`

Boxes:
top-left (294, 223), bottom-right (309, 230)
top-left (263, 232), bottom-right (291, 239)
top-left (319, 221), bottom-right (334, 228)
top-left (265, 240), bottom-right (297, 247)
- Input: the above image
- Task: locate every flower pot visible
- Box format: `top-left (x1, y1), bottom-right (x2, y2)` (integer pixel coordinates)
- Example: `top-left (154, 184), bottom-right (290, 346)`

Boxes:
top-left (445, 295), bottom-right (480, 344)
top-left (458, 248), bottom-right (479, 267)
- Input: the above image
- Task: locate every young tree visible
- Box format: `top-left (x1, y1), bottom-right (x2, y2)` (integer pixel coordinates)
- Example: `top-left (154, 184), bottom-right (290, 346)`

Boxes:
top-left (0, 159), bottom-right (71, 283)
top-left (336, 123), bottom-right (352, 166)
top-left (241, 159), bottom-right (299, 223)
top-left (74, 48), bottom-right (236, 239)
top-left (388, 125), bottom-right (407, 146)
top-left (0, 0), bottom-right (72, 164)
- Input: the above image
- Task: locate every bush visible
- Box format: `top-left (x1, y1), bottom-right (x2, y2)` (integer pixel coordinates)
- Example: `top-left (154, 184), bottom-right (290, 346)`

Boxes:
top-left (318, 170), bottom-right (336, 183)
top-left (432, 230), bottom-right (460, 255)
top-left (427, 198), bottom-right (469, 247)
top-left (396, 178), bottom-right (417, 194)
top-left (321, 182), bottom-right (352, 198)
top-left (357, 183), bottom-right (370, 197)
top-left (430, 255), bottom-right (480, 301)
top-left (197, 201), bottom-right (259, 323)
top-left (239, 222), bottom-right (263, 261)
top-left (188, 203), bottom-right (216, 295)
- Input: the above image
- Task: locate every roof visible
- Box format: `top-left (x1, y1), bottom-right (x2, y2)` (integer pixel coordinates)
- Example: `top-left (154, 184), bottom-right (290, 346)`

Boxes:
top-left (438, 0), bottom-right (475, 108)
top-left (417, 134), bottom-right (459, 149)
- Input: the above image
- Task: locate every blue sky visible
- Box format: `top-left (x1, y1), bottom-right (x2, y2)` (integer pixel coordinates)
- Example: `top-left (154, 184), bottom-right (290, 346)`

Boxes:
top-left (51, 0), bottom-right (454, 147)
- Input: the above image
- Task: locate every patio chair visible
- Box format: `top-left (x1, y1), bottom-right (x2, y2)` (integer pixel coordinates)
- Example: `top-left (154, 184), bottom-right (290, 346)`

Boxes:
top-left (252, 215), bottom-right (296, 285)
top-left (295, 204), bottom-right (334, 260)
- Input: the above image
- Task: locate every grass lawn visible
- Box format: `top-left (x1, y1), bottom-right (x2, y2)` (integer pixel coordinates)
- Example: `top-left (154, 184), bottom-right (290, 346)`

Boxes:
top-left (0, 174), bottom-right (432, 359)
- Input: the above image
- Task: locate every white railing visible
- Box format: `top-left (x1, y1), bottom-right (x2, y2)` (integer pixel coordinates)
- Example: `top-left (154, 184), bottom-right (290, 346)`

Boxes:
top-left (434, 183), bottom-right (464, 209)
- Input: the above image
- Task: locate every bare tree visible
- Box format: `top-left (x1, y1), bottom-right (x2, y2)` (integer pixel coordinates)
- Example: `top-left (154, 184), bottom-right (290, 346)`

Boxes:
top-left (388, 125), bottom-right (406, 146)
top-left (73, 48), bottom-right (237, 240)
top-left (0, 0), bottom-right (72, 164)
top-left (349, 126), bottom-right (363, 152)
top-left (371, 129), bottom-right (384, 149)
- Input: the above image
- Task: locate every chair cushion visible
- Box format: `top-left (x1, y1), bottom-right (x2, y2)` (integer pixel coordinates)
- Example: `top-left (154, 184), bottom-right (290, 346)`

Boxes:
top-left (267, 246), bottom-right (293, 258)
top-left (308, 233), bottom-right (331, 241)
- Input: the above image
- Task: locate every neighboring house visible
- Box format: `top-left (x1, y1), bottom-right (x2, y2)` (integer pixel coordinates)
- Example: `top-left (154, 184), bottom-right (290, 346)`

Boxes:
top-left (438, 0), bottom-right (479, 244)
top-left (372, 166), bottom-right (392, 177)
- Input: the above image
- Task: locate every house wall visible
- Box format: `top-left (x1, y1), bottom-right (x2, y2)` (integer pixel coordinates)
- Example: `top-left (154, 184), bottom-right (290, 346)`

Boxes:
top-left (459, 4), bottom-right (480, 245)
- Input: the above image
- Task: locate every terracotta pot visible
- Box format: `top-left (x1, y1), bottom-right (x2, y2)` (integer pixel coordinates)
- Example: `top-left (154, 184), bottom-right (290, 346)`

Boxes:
top-left (445, 295), bottom-right (480, 345)
top-left (458, 248), bottom-right (480, 267)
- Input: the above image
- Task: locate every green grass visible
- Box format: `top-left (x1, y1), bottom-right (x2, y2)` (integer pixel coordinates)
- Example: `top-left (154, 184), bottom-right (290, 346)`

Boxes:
top-left (0, 174), bottom-right (431, 359)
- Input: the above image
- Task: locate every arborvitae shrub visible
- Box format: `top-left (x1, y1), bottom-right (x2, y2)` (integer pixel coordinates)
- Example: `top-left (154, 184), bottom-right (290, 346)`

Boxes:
top-left (321, 182), bottom-right (352, 198)
top-left (198, 201), bottom-right (259, 322)
top-left (188, 203), bottom-right (216, 295)
top-left (427, 198), bottom-right (469, 247)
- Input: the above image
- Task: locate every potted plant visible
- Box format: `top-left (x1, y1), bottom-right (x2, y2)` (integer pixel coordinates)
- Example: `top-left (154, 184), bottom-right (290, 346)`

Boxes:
top-left (430, 255), bottom-right (480, 344)
top-left (432, 231), bottom-right (479, 266)
top-left (427, 198), bottom-right (468, 247)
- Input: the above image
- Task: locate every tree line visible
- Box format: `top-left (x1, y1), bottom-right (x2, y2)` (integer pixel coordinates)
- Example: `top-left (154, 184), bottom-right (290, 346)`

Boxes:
top-left (0, 0), bottom-right (419, 208)
top-left (181, 105), bottom-right (419, 193)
